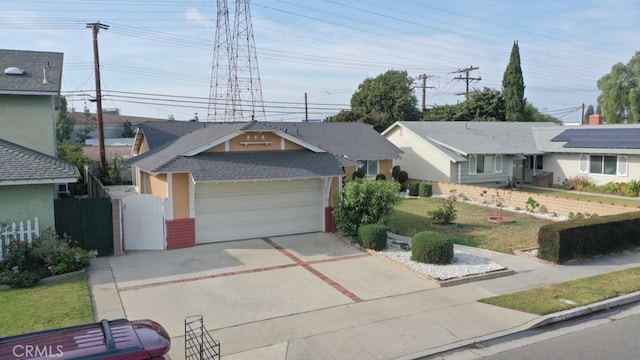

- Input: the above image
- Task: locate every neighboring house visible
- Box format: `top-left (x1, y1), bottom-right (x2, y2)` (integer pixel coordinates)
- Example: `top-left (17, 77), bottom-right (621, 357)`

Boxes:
top-left (383, 121), bottom-right (557, 185)
top-left (383, 118), bottom-right (640, 187)
top-left (0, 49), bottom-right (80, 228)
top-left (127, 121), bottom-right (402, 248)
top-left (70, 108), bottom-right (168, 141)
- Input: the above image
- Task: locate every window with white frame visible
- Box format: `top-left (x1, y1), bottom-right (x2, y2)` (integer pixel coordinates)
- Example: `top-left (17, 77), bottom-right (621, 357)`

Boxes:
top-left (579, 154), bottom-right (628, 176)
top-left (360, 160), bottom-right (379, 178)
top-left (469, 155), bottom-right (502, 175)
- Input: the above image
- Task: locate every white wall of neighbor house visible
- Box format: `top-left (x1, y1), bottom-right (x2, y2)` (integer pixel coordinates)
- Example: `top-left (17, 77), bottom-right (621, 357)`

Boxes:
top-left (385, 127), bottom-right (452, 182)
top-left (544, 153), bottom-right (640, 186)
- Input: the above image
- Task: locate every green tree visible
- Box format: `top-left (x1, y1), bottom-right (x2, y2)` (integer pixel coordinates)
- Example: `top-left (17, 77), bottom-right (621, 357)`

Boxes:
top-left (583, 104), bottom-right (595, 123)
top-left (77, 106), bottom-right (96, 143)
top-left (423, 88), bottom-right (505, 121)
top-left (57, 142), bottom-right (94, 173)
top-left (597, 51), bottom-right (640, 123)
top-left (121, 120), bottom-right (135, 138)
top-left (522, 103), bottom-right (561, 123)
top-left (342, 69), bottom-right (420, 131)
top-left (334, 179), bottom-right (400, 236)
top-left (502, 41), bottom-right (526, 121)
top-left (55, 96), bottom-right (74, 143)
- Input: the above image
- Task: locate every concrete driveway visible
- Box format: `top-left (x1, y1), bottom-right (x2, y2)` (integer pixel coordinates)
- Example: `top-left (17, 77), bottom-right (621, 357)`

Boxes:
top-left (89, 232), bottom-right (444, 359)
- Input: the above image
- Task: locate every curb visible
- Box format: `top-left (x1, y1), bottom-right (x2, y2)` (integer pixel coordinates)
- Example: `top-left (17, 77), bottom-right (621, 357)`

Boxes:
top-left (395, 290), bottom-right (640, 360)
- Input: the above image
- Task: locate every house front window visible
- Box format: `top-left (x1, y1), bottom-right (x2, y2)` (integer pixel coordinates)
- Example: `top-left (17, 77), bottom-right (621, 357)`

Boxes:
top-left (529, 155), bottom-right (543, 170)
top-left (360, 160), bottom-right (379, 178)
top-left (468, 155), bottom-right (502, 175)
top-left (579, 154), bottom-right (628, 176)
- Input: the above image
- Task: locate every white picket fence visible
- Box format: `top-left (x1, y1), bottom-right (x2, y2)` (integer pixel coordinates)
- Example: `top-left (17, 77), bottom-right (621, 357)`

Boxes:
top-left (0, 217), bottom-right (40, 260)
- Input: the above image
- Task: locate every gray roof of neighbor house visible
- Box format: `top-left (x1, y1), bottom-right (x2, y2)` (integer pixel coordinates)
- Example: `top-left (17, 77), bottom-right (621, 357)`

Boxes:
top-left (130, 121), bottom-right (403, 174)
top-left (161, 151), bottom-right (344, 181)
top-left (390, 121), bottom-right (560, 158)
top-left (0, 139), bottom-right (80, 185)
top-left (0, 49), bottom-right (63, 94)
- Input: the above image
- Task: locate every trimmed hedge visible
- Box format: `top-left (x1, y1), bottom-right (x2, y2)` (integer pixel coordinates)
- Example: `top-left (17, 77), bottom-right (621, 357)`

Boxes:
top-left (419, 183), bottom-right (433, 197)
top-left (358, 224), bottom-right (388, 251)
top-left (538, 212), bottom-right (640, 264)
top-left (408, 182), bottom-right (420, 196)
top-left (411, 231), bottom-right (454, 265)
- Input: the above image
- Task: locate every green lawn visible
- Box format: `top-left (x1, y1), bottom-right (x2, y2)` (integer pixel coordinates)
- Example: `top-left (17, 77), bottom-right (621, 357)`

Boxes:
top-left (0, 272), bottom-right (94, 337)
top-left (387, 197), bottom-right (552, 253)
top-left (515, 187), bottom-right (640, 208)
top-left (479, 267), bottom-right (640, 315)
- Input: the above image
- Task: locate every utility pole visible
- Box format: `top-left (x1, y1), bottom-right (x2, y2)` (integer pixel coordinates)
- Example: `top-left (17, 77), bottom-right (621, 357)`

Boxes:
top-left (86, 21), bottom-right (109, 177)
top-left (452, 66), bottom-right (481, 100)
top-left (418, 74), bottom-right (436, 112)
top-left (581, 103), bottom-right (585, 124)
top-left (304, 92), bottom-right (308, 122)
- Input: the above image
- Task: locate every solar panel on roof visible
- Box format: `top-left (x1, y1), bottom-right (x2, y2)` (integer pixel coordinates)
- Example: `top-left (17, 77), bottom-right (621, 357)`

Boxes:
top-left (551, 128), bottom-right (640, 149)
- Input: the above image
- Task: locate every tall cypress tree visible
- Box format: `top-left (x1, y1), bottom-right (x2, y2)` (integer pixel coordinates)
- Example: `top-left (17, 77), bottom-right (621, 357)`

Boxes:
top-left (502, 41), bottom-right (526, 121)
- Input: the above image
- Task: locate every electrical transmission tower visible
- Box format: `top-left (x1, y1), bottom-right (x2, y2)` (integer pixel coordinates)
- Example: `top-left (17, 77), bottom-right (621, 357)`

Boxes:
top-left (208, 0), bottom-right (266, 122)
top-left (452, 66), bottom-right (481, 100)
top-left (207, 0), bottom-right (233, 121)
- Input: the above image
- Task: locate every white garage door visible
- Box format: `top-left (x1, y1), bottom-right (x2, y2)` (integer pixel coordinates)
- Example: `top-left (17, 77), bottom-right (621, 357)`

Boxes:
top-left (195, 179), bottom-right (323, 243)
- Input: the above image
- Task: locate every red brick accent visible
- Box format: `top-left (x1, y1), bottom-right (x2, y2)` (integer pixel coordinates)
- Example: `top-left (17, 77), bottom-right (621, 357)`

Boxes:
top-left (325, 206), bottom-right (336, 232)
top-left (166, 218), bottom-right (195, 250)
top-left (588, 114), bottom-right (603, 125)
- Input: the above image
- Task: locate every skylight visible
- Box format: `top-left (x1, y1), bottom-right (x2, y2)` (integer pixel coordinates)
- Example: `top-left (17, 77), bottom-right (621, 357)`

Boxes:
top-left (4, 67), bottom-right (25, 75)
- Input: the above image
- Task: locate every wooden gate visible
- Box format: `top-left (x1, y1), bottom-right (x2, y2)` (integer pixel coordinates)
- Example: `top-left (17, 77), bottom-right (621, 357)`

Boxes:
top-left (122, 194), bottom-right (165, 251)
top-left (55, 197), bottom-right (113, 256)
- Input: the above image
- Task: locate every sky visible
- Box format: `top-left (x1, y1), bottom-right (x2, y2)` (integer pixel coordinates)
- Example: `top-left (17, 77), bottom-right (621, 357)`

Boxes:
top-left (1, 0), bottom-right (639, 124)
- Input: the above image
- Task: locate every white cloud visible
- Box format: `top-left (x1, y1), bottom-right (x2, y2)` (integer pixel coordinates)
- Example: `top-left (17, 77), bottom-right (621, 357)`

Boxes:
top-left (185, 8), bottom-right (214, 28)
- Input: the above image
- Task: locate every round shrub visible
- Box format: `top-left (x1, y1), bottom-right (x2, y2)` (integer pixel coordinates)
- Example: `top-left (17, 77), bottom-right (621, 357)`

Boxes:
top-left (411, 231), bottom-right (454, 265)
top-left (391, 165), bottom-right (401, 181)
top-left (352, 170), bottom-right (365, 179)
top-left (397, 170), bottom-right (409, 184)
top-left (375, 173), bottom-right (387, 181)
top-left (358, 224), bottom-right (388, 250)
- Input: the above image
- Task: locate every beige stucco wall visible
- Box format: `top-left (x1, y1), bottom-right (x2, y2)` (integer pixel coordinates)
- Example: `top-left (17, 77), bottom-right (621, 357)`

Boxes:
top-left (384, 126), bottom-right (453, 182)
top-left (544, 153), bottom-right (640, 186)
top-left (147, 173), bottom-right (168, 197)
top-left (0, 95), bottom-right (56, 156)
top-left (172, 173), bottom-right (190, 219)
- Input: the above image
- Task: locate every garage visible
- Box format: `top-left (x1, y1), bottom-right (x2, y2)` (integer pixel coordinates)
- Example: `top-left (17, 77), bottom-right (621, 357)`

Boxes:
top-left (195, 178), bottom-right (324, 243)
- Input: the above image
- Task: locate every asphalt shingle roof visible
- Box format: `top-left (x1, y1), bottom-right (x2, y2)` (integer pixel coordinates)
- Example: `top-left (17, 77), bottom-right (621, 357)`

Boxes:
top-left (161, 150), bottom-right (344, 181)
top-left (0, 139), bottom-right (80, 184)
top-left (397, 121), bottom-right (559, 156)
top-left (0, 49), bottom-right (63, 94)
top-left (138, 121), bottom-right (207, 150)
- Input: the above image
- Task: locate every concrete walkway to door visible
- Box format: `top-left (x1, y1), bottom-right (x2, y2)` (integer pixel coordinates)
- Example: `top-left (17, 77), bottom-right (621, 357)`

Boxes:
top-left (88, 232), bottom-right (640, 360)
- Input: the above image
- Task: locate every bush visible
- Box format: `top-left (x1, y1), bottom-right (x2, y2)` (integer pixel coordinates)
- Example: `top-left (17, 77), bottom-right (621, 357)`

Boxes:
top-left (49, 247), bottom-right (98, 275)
top-left (419, 183), bottom-right (432, 197)
top-left (408, 182), bottom-right (420, 196)
top-left (411, 231), bottom-right (454, 265)
top-left (334, 179), bottom-right (401, 236)
top-left (375, 173), bottom-right (387, 181)
top-left (0, 270), bottom-right (40, 289)
top-left (358, 224), bottom-right (388, 250)
top-left (1, 238), bottom-right (45, 274)
top-left (427, 195), bottom-right (457, 224)
top-left (563, 174), bottom-right (592, 190)
top-left (352, 170), bottom-right (365, 179)
top-left (391, 166), bottom-right (401, 181)
top-left (538, 212), bottom-right (640, 263)
top-left (397, 170), bottom-right (408, 184)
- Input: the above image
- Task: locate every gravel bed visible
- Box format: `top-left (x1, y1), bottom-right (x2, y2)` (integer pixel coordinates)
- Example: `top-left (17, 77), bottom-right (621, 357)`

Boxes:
top-left (380, 239), bottom-right (506, 281)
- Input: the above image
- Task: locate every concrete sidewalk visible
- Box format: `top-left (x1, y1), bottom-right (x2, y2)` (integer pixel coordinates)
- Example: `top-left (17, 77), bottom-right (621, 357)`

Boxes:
top-left (88, 236), bottom-right (640, 360)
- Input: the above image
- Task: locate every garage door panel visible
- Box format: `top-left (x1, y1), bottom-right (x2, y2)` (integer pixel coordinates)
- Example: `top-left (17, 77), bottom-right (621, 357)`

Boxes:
top-left (195, 179), bottom-right (324, 243)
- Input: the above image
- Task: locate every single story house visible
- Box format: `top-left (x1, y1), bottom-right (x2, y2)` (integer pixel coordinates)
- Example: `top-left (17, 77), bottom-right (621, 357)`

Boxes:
top-left (383, 117), bottom-right (640, 187)
top-left (127, 121), bottom-right (402, 248)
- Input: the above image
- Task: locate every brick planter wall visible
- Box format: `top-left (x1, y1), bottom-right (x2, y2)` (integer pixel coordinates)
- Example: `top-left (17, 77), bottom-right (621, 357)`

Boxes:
top-left (166, 218), bottom-right (195, 249)
top-left (429, 182), bottom-right (640, 217)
